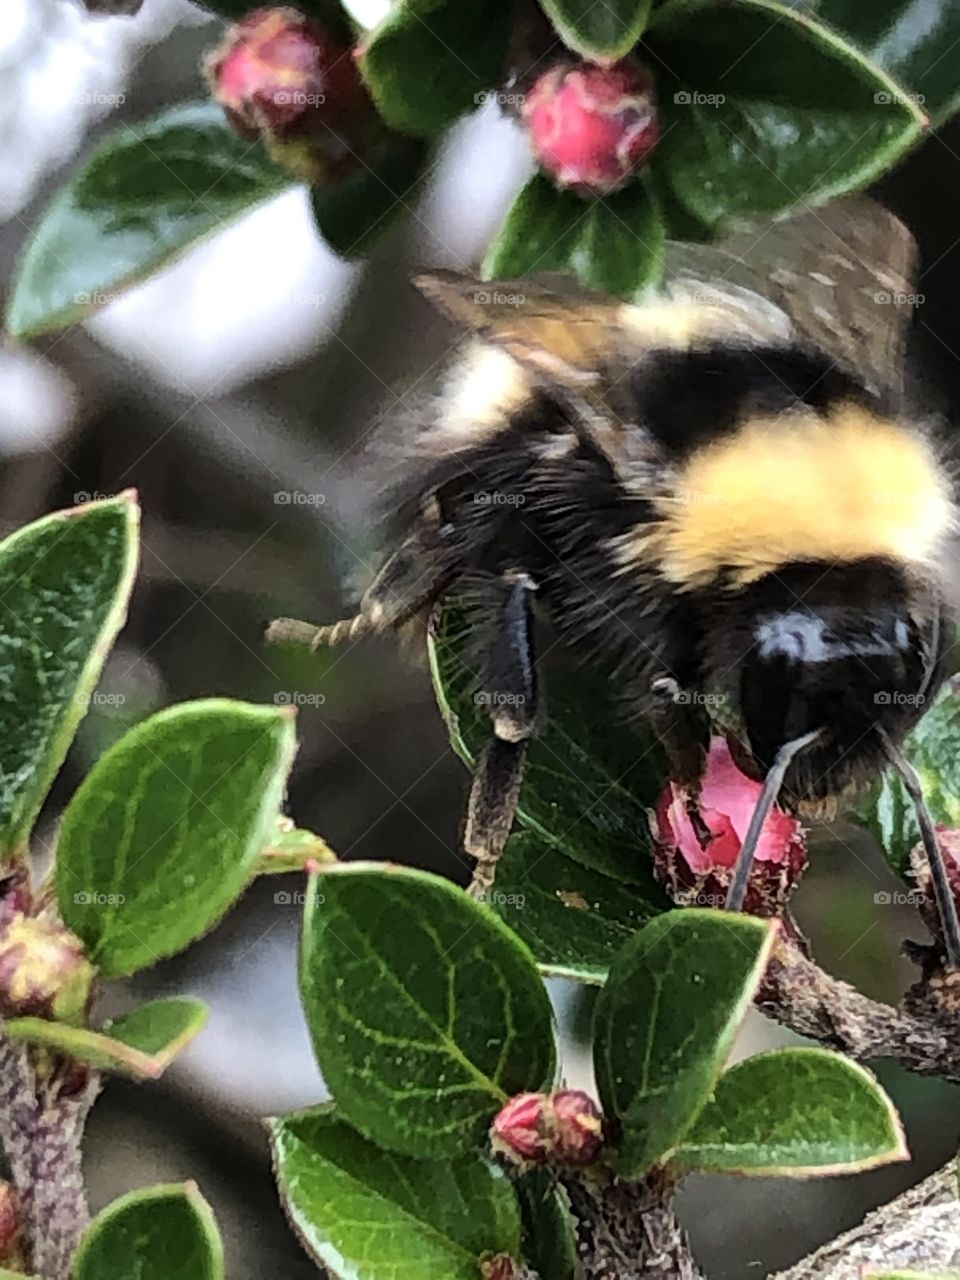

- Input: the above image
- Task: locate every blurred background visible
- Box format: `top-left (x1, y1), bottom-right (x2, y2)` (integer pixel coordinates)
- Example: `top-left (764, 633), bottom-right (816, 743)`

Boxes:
top-left (3, 1), bottom-right (960, 1275)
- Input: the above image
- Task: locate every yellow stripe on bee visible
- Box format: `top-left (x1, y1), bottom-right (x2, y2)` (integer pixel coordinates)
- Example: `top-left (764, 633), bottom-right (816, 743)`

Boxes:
top-left (621, 404), bottom-right (953, 588)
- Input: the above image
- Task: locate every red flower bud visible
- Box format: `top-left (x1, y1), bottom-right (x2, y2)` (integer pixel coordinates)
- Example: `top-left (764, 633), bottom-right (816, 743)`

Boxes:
top-left (910, 826), bottom-right (960, 942)
top-left (521, 59), bottom-right (659, 196)
top-left (480, 1254), bottom-right (521, 1280)
top-left (0, 1183), bottom-right (22, 1269)
top-left (653, 737), bottom-right (807, 917)
top-left (490, 1089), bottom-right (604, 1167)
top-left (205, 7), bottom-right (382, 182)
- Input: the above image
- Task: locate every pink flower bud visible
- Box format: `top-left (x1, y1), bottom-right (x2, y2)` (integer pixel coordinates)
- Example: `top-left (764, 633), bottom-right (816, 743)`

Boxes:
top-left (205, 8), bottom-right (382, 182)
top-left (480, 1254), bottom-right (521, 1280)
top-left (490, 1089), bottom-right (604, 1167)
top-left (521, 59), bottom-right (659, 196)
top-left (653, 737), bottom-right (807, 916)
top-left (0, 914), bottom-right (95, 1021)
top-left (910, 826), bottom-right (960, 942)
top-left (0, 1183), bottom-right (22, 1269)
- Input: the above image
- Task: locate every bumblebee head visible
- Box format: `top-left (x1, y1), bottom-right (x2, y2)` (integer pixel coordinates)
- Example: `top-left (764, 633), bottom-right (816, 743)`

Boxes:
top-left (730, 560), bottom-right (942, 802)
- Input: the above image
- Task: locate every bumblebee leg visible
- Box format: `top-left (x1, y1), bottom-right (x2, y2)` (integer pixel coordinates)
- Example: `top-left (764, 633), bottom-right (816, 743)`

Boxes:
top-left (465, 572), bottom-right (539, 898)
top-left (648, 675), bottom-right (710, 847)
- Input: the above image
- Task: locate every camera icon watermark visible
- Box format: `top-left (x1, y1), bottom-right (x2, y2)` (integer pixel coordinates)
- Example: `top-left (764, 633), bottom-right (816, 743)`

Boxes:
top-left (874, 691), bottom-right (925, 707)
top-left (75, 691), bottom-right (126, 707)
top-left (874, 90), bottom-right (925, 106)
top-left (475, 89), bottom-right (525, 108)
top-left (475, 691), bottom-right (526, 708)
top-left (274, 691), bottom-right (326, 707)
top-left (74, 491), bottom-right (111, 504)
top-left (873, 890), bottom-right (924, 905)
top-left (274, 491), bottom-right (327, 506)
top-left (673, 90), bottom-right (725, 107)
top-left (74, 891), bottom-right (126, 906)
top-left (474, 490), bottom-right (526, 507)
top-left (273, 889), bottom-right (315, 906)
top-left (874, 290), bottom-right (924, 306)
top-left (472, 289), bottom-right (526, 307)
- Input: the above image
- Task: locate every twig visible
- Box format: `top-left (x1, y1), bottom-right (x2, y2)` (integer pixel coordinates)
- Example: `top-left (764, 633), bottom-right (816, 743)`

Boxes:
top-left (772, 1159), bottom-right (960, 1279)
top-left (757, 930), bottom-right (960, 1081)
top-left (0, 1025), bottom-right (101, 1280)
top-left (562, 1170), bottom-right (704, 1280)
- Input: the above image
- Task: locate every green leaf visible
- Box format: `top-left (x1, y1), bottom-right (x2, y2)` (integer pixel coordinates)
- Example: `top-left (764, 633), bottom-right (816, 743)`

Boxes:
top-left (359, 0), bottom-right (512, 135)
top-left (490, 832), bottom-right (658, 983)
top-left (593, 910), bottom-right (776, 1177)
top-left (74, 1183), bottom-right (224, 1280)
top-left (311, 136), bottom-right (429, 258)
top-left (541, 0), bottom-right (653, 60)
top-left (256, 820), bottom-right (337, 876)
top-left (483, 174), bottom-right (666, 297)
top-left (57, 699), bottom-right (297, 978)
top-left (856, 684), bottom-right (960, 875)
top-left (7, 103), bottom-right (290, 340)
top-left (6, 997), bottom-right (209, 1080)
top-left (428, 603), bottom-right (670, 888)
top-left (516, 1170), bottom-right (577, 1280)
top-left (674, 1048), bottom-right (908, 1175)
top-left (300, 863), bottom-right (556, 1158)
top-left (0, 494), bottom-right (138, 858)
top-left (269, 1104), bottom-right (521, 1279)
top-left (790, 0), bottom-right (960, 123)
top-left (648, 0), bottom-right (924, 227)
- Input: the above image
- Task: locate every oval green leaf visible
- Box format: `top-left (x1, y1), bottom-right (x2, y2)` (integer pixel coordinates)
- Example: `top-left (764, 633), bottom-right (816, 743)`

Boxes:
top-left (428, 603), bottom-right (670, 888)
top-left (311, 136), bottom-right (429, 257)
top-left (0, 494), bottom-right (138, 859)
top-left (674, 1047), bottom-right (908, 1175)
top-left (792, 0), bottom-right (960, 123)
top-left (516, 1168), bottom-right (578, 1280)
top-left (57, 699), bottom-right (297, 977)
top-left (359, 0), bottom-right (512, 136)
top-left (269, 1105), bottom-right (521, 1279)
top-left (490, 832), bottom-right (658, 983)
top-left (300, 863), bottom-right (556, 1158)
top-left (7, 102), bottom-right (290, 340)
top-left (593, 909), bottom-right (776, 1177)
top-left (6, 997), bottom-right (209, 1080)
top-left (74, 1183), bottom-right (223, 1280)
top-left (484, 174), bottom-right (666, 297)
top-left (648, 0), bottom-right (924, 226)
top-left (541, 0), bottom-right (653, 60)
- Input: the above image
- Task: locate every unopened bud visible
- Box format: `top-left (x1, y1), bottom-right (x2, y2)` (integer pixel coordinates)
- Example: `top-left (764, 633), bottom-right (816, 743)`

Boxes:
top-left (521, 58), bottom-right (659, 196)
top-left (490, 1089), bottom-right (603, 1167)
top-left (0, 914), bottom-right (94, 1022)
top-left (910, 826), bottom-right (960, 944)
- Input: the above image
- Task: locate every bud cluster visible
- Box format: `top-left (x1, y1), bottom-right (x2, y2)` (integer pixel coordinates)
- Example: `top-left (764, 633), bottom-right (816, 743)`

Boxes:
top-left (490, 1088), bottom-right (604, 1168)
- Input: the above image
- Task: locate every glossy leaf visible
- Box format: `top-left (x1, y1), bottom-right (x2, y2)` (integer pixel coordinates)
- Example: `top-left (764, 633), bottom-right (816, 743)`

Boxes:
top-left (490, 832), bottom-right (660, 983)
top-left (73, 1183), bottom-right (223, 1280)
top-left (674, 1048), bottom-right (908, 1175)
top-left (857, 684), bottom-right (960, 875)
top-left (6, 998), bottom-right (208, 1080)
top-left (429, 603), bottom-right (669, 888)
top-left (541, 0), bottom-right (653, 60)
top-left (484, 174), bottom-right (666, 297)
top-left (311, 136), bottom-right (430, 257)
top-left (269, 1105), bottom-right (521, 1279)
top-left (649, 0), bottom-right (924, 226)
top-left (791, 0), bottom-right (960, 123)
top-left (593, 910), bottom-right (776, 1177)
top-left (57, 699), bottom-right (297, 977)
top-left (256, 820), bottom-right (338, 876)
top-left (7, 103), bottom-right (290, 340)
top-left (517, 1169), bottom-right (578, 1280)
top-left (0, 495), bottom-right (138, 858)
top-left (359, 0), bottom-right (512, 136)
top-left (300, 863), bottom-right (556, 1158)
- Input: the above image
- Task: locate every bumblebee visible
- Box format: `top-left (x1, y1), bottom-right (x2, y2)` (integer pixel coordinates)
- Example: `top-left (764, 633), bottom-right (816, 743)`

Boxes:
top-left (287, 197), bottom-right (960, 963)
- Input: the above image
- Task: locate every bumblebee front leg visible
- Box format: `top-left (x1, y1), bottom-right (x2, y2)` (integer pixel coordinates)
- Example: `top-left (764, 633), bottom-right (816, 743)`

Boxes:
top-left (465, 572), bottom-right (539, 899)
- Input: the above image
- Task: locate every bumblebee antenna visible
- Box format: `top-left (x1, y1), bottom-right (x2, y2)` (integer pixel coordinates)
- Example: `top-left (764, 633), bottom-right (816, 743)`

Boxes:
top-left (725, 728), bottom-right (822, 913)
top-left (879, 729), bottom-right (960, 969)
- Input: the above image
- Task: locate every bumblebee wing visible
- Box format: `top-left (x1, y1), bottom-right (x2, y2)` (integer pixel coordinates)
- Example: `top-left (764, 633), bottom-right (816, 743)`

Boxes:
top-left (664, 197), bottom-right (917, 400)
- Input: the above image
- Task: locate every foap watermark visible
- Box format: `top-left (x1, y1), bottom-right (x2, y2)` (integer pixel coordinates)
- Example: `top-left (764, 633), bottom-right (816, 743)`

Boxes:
top-left (475, 691), bottom-right (527, 708)
top-left (77, 90), bottom-right (126, 107)
top-left (473, 289), bottom-right (526, 308)
top-left (74, 491), bottom-right (111, 504)
top-left (874, 890), bottom-right (925, 906)
top-left (275, 691), bottom-right (326, 707)
top-left (74, 290), bottom-right (121, 307)
top-left (475, 89), bottom-right (525, 108)
top-left (874, 290), bottom-right (925, 306)
top-left (274, 889), bottom-right (320, 906)
top-left (673, 689), bottom-right (727, 708)
top-left (874, 90), bottom-right (926, 106)
top-left (675, 890), bottom-right (726, 908)
top-left (75, 691), bottom-right (126, 707)
top-left (274, 491), bottom-right (327, 506)
top-left (474, 490), bottom-right (526, 507)
top-left (874, 691), bottom-right (925, 707)
top-left (475, 890), bottom-right (526, 909)
top-left (74, 891), bottom-right (125, 906)
top-left (673, 90), bottom-right (725, 107)
top-left (273, 90), bottom-right (326, 106)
